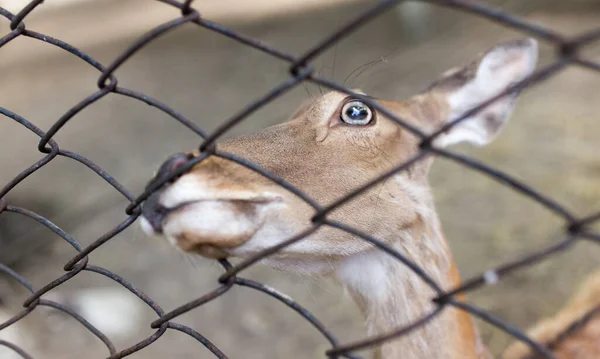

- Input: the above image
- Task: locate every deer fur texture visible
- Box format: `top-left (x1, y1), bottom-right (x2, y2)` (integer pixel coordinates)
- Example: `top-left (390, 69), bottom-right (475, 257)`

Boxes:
top-left (140, 38), bottom-right (600, 359)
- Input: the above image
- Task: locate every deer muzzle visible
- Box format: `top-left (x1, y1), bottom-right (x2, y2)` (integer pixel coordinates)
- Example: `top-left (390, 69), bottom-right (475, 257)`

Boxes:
top-left (140, 168), bottom-right (283, 259)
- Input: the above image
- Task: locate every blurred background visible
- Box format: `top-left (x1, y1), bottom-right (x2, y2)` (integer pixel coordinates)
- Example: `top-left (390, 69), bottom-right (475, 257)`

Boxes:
top-left (0, 0), bottom-right (599, 358)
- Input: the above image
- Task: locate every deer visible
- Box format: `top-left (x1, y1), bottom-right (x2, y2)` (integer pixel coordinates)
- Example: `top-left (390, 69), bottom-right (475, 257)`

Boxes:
top-left (139, 38), bottom-right (600, 359)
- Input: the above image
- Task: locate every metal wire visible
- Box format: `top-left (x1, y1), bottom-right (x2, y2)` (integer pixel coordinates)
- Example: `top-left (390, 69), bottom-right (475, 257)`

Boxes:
top-left (0, 0), bottom-right (599, 358)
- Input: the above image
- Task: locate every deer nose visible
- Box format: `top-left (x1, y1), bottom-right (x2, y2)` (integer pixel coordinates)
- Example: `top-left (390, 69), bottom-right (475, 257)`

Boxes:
top-left (141, 192), bottom-right (168, 233)
top-left (141, 152), bottom-right (196, 234)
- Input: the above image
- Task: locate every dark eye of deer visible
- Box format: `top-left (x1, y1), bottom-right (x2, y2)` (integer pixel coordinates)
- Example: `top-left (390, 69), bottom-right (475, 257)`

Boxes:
top-left (341, 100), bottom-right (373, 126)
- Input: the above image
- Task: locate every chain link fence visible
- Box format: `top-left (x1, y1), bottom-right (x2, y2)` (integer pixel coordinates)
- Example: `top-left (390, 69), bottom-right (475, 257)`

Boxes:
top-left (1, 0), bottom-right (599, 358)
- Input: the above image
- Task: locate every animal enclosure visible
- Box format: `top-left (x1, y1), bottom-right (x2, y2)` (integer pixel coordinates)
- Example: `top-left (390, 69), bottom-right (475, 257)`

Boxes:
top-left (1, 0), bottom-right (600, 358)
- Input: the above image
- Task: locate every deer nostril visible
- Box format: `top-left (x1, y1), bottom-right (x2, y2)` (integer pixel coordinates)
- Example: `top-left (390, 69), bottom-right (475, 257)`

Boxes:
top-left (150, 152), bottom-right (195, 188)
top-left (167, 152), bottom-right (194, 173)
top-left (143, 152), bottom-right (196, 232)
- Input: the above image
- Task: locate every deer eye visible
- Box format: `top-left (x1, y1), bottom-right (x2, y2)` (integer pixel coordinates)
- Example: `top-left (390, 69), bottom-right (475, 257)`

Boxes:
top-left (340, 100), bottom-right (373, 126)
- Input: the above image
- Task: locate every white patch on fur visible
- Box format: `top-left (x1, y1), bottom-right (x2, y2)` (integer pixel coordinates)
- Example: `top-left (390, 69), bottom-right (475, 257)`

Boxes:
top-left (337, 249), bottom-right (390, 302)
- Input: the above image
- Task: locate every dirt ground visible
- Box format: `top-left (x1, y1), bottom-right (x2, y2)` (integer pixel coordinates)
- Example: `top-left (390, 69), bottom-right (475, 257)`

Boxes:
top-left (1, 1), bottom-right (599, 358)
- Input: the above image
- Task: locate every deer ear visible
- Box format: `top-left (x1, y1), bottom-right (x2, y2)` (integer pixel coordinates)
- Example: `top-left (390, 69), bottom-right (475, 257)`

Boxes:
top-left (430, 38), bottom-right (538, 147)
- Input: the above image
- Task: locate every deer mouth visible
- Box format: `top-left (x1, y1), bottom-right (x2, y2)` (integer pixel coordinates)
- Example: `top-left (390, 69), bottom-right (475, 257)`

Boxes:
top-left (141, 195), bottom-right (282, 259)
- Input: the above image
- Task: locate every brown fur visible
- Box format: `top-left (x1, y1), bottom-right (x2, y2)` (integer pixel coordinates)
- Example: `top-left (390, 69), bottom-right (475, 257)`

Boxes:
top-left (156, 90), bottom-right (484, 358)
top-left (504, 267), bottom-right (600, 359)
top-left (140, 39), bottom-right (599, 359)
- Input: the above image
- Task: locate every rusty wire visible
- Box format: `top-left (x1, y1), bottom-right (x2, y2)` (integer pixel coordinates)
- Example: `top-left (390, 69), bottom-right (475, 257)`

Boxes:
top-left (1, 0), bottom-right (599, 358)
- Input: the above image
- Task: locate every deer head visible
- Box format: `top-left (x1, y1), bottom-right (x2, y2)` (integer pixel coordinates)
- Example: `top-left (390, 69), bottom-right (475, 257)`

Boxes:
top-left (141, 38), bottom-right (537, 270)
top-left (140, 38), bottom-right (538, 359)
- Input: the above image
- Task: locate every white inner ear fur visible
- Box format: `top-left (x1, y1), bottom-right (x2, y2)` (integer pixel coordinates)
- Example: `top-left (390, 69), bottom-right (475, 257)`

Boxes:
top-left (435, 38), bottom-right (538, 147)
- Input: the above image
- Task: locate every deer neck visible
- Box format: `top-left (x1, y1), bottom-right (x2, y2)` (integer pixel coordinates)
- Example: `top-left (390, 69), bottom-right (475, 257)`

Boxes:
top-left (335, 180), bottom-right (489, 359)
